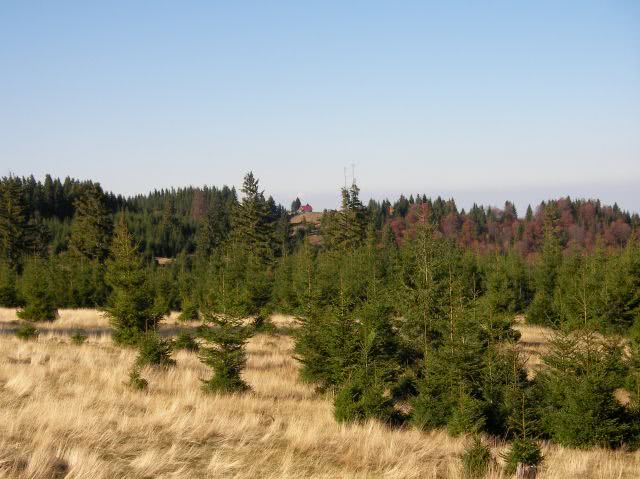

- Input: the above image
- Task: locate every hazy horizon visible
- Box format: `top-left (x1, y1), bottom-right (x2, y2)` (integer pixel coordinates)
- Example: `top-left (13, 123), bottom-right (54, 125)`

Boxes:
top-left (2, 2), bottom-right (639, 213)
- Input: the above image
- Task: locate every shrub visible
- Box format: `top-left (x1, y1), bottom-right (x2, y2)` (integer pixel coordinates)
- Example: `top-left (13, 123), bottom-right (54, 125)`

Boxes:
top-left (390, 371), bottom-right (418, 401)
top-left (135, 332), bottom-right (176, 368)
top-left (16, 322), bottom-right (39, 341)
top-left (174, 331), bottom-right (199, 352)
top-left (178, 300), bottom-right (200, 321)
top-left (199, 312), bottom-right (251, 394)
top-left (17, 259), bottom-right (58, 322)
top-left (448, 393), bottom-right (486, 436)
top-left (104, 216), bottom-right (162, 346)
top-left (538, 330), bottom-right (638, 449)
top-left (70, 329), bottom-right (88, 345)
top-left (128, 367), bottom-right (148, 390)
top-left (461, 436), bottom-right (493, 478)
top-left (334, 373), bottom-right (401, 425)
top-left (0, 260), bottom-right (20, 307)
top-left (502, 438), bottom-right (543, 475)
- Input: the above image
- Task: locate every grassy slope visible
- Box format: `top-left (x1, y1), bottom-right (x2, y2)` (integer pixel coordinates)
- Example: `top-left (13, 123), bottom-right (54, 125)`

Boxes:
top-left (0, 309), bottom-right (639, 478)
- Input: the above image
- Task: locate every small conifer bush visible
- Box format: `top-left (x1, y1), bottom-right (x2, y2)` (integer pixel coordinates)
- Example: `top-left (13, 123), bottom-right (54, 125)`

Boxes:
top-left (334, 373), bottom-right (401, 425)
top-left (128, 367), bottom-right (148, 390)
top-left (502, 438), bottom-right (543, 475)
top-left (448, 393), bottom-right (486, 436)
top-left (174, 331), bottom-right (199, 352)
top-left (199, 312), bottom-right (251, 394)
top-left (135, 332), bottom-right (176, 368)
top-left (70, 329), bottom-right (88, 345)
top-left (461, 436), bottom-right (493, 478)
top-left (16, 322), bottom-right (39, 341)
top-left (178, 301), bottom-right (200, 321)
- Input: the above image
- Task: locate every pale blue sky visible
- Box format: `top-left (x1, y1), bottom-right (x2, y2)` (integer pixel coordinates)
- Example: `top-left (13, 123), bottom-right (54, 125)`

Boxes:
top-left (1, 1), bottom-right (639, 212)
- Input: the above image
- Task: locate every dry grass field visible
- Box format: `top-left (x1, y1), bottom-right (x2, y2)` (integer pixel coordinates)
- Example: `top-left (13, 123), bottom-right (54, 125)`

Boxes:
top-left (1, 309), bottom-right (639, 478)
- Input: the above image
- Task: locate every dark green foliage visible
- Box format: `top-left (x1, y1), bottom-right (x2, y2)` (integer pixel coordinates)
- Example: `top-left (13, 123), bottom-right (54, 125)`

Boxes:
top-left (295, 250), bottom-right (401, 392)
top-left (17, 258), bottom-right (58, 321)
top-left (194, 196), bottom-right (229, 261)
top-left (537, 329), bottom-right (639, 449)
top-left (0, 259), bottom-right (21, 307)
top-left (128, 367), bottom-right (148, 390)
top-left (68, 184), bottom-right (113, 262)
top-left (70, 329), bottom-right (88, 345)
top-left (231, 172), bottom-right (275, 263)
top-left (553, 239), bottom-right (640, 335)
top-left (501, 439), bottom-right (543, 475)
top-left (626, 339), bottom-right (640, 408)
top-left (396, 221), bottom-right (451, 356)
top-left (447, 392), bottom-right (486, 436)
top-left (390, 371), bottom-right (418, 401)
top-left (483, 251), bottom-right (531, 314)
top-left (527, 220), bottom-right (562, 325)
top-left (410, 257), bottom-right (528, 437)
top-left (51, 255), bottom-right (109, 308)
top-left (334, 372), bottom-right (400, 425)
top-left (15, 322), bottom-right (39, 341)
top-left (135, 331), bottom-right (176, 368)
top-left (150, 265), bottom-right (180, 315)
top-left (104, 216), bottom-right (162, 345)
top-left (461, 436), bottom-right (493, 478)
top-left (174, 331), bottom-right (199, 352)
top-left (198, 294), bottom-right (251, 393)
top-left (336, 184), bottom-right (367, 250)
top-left (178, 300), bottom-right (200, 321)
top-left (0, 176), bottom-right (32, 269)
top-left (504, 380), bottom-right (543, 441)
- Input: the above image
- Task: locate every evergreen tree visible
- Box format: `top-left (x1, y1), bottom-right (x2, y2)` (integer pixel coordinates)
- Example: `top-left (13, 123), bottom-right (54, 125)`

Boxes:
top-left (537, 329), bottom-right (640, 448)
top-left (231, 172), bottom-right (275, 263)
top-left (17, 257), bottom-right (58, 321)
top-left (104, 215), bottom-right (162, 345)
top-left (198, 247), bottom-right (251, 393)
top-left (411, 254), bottom-right (526, 437)
top-left (194, 197), bottom-right (227, 262)
top-left (484, 251), bottom-right (531, 314)
top-left (135, 331), bottom-right (176, 368)
top-left (525, 205), bottom-right (534, 221)
top-left (0, 259), bottom-right (20, 307)
top-left (69, 184), bottom-right (113, 262)
top-left (553, 247), bottom-right (605, 330)
top-left (332, 183), bottom-right (367, 250)
top-left (0, 176), bottom-right (31, 269)
top-left (397, 221), bottom-right (449, 357)
top-left (527, 218), bottom-right (562, 325)
top-left (609, 238), bottom-right (640, 334)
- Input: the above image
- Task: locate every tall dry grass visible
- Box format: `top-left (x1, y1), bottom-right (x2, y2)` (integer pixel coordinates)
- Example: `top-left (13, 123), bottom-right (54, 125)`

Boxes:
top-left (0, 308), bottom-right (191, 334)
top-left (0, 311), bottom-right (639, 478)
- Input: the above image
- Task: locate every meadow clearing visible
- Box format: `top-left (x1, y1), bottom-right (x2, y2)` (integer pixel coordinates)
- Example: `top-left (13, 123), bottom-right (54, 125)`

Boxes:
top-left (0, 309), bottom-right (639, 478)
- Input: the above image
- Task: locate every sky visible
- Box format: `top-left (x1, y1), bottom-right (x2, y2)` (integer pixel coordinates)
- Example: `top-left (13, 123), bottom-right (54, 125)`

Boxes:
top-left (1, 1), bottom-right (639, 214)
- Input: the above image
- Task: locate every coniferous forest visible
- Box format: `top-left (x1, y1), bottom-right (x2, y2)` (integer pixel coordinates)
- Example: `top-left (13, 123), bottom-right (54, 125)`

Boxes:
top-left (2, 172), bottom-right (640, 474)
